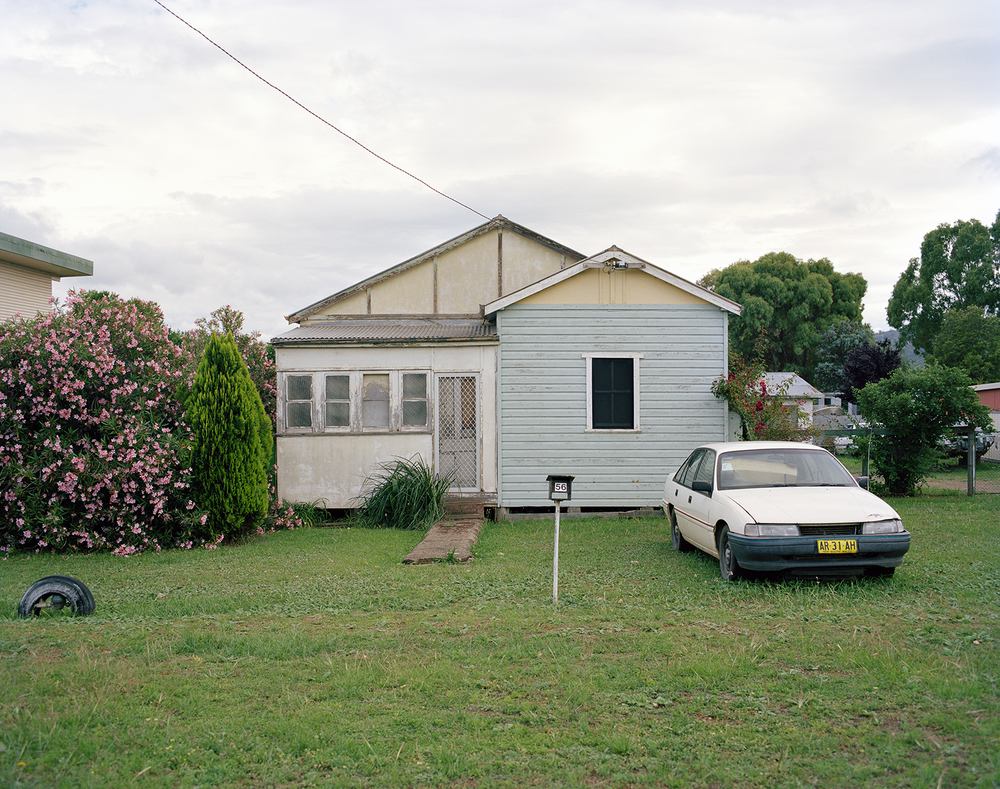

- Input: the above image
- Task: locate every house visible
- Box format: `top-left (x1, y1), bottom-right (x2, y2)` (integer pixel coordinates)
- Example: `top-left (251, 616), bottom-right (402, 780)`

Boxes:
top-left (973, 382), bottom-right (1000, 462)
top-left (760, 372), bottom-right (822, 432)
top-left (0, 232), bottom-right (94, 322)
top-left (272, 216), bottom-right (741, 515)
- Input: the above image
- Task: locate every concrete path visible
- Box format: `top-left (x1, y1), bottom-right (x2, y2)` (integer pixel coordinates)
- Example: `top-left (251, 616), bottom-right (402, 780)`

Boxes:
top-left (402, 518), bottom-right (483, 564)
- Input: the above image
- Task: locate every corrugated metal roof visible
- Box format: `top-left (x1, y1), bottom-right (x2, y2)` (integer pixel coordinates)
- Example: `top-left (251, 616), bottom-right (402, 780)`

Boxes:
top-left (272, 320), bottom-right (497, 345)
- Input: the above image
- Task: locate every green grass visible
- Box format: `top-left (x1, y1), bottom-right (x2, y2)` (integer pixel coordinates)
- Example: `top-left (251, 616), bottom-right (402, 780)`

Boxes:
top-left (2, 497), bottom-right (999, 788)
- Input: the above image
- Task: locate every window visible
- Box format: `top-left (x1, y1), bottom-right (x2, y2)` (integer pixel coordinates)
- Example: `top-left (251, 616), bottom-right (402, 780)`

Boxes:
top-left (362, 374), bottom-right (390, 429)
top-left (324, 375), bottom-right (350, 427)
top-left (402, 373), bottom-right (428, 427)
top-left (583, 353), bottom-right (642, 431)
top-left (280, 371), bottom-right (430, 433)
top-left (286, 375), bottom-right (313, 428)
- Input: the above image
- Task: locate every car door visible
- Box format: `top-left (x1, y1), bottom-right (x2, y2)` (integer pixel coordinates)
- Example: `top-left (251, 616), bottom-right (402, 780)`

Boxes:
top-left (672, 449), bottom-right (717, 553)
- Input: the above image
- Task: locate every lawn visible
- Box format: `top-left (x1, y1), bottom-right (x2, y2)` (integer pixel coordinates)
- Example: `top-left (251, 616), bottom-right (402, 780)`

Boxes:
top-left (2, 496), bottom-right (998, 788)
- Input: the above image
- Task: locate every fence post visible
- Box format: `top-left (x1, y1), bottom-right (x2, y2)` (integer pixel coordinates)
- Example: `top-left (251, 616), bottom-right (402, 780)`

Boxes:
top-left (967, 424), bottom-right (976, 496)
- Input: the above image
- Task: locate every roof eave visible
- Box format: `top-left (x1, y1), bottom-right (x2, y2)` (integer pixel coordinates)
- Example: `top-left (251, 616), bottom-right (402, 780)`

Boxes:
top-left (0, 233), bottom-right (94, 278)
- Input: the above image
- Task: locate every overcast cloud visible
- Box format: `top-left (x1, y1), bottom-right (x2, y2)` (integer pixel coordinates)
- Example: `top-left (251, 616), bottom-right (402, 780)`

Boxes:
top-left (2, 0), bottom-right (998, 341)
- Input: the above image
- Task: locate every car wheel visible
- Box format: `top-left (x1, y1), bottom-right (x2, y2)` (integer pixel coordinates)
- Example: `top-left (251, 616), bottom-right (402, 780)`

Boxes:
top-left (718, 526), bottom-right (741, 582)
top-left (18, 575), bottom-right (96, 617)
top-left (669, 509), bottom-right (691, 552)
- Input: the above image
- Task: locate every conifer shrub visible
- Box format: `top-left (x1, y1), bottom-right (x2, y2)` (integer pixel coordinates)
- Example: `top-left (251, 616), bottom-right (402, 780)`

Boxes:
top-left (186, 331), bottom-right (270, 537)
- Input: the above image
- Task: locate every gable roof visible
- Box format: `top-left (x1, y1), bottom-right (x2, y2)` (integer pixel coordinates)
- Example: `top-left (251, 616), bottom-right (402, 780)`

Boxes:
top-left (763, 372), bottom-right (822, 398)
top-left (484, 247), bottom-right (742, 315)
top-left (286, 215), bottom-right (586, 324)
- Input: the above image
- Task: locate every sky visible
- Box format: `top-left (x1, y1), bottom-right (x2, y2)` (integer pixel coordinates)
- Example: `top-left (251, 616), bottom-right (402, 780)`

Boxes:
top-left (2, 0), bottom-right (998, 342)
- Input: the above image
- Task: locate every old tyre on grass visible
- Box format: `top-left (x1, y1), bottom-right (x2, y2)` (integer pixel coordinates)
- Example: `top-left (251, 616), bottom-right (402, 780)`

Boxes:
top-left (718, 525), bottom-right (741, 582)
top-left (18, 575), bottom-right (95, 617)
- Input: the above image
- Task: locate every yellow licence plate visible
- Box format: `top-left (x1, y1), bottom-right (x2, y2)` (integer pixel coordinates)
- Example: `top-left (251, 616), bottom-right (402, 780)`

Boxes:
top-left (818, 539), bottom-right (857, 554)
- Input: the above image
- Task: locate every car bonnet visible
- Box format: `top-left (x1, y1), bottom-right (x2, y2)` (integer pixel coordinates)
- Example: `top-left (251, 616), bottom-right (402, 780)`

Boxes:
top-left (722, 486), bottom-right (901, 525)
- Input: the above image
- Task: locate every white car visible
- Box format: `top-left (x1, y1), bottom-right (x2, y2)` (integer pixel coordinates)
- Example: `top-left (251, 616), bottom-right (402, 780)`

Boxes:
top-left (663, 442), bottom-right (910, 580)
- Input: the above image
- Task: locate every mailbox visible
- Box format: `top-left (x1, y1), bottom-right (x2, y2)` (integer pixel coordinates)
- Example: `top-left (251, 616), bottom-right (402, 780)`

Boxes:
top-left (546, 474), bottom-right (574, 502)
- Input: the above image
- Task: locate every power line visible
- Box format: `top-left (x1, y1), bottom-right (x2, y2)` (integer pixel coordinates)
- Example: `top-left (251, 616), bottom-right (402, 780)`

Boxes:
top-left (151, 0), bottom-right (490, 221)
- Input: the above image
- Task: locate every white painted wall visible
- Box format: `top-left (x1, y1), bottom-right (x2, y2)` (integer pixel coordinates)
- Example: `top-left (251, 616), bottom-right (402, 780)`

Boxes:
top-left (275, 342), bottom-right (497, 508)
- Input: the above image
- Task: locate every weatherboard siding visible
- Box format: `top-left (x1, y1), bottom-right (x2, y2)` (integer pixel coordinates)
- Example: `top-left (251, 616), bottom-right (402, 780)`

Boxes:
top-left (497, 304), bottom-right (729, 509)
top-left (0, 261), bottom-right (53, 322)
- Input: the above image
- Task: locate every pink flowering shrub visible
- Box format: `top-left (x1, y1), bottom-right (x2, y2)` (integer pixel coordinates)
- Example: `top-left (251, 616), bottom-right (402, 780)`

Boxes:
top-left (0, 291), bottom-right (303, 555)
top-left (1, 293), bottom-right (195, 553)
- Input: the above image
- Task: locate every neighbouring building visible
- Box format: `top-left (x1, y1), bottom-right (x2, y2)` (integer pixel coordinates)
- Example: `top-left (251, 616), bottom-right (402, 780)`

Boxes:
top-left (0, 232), bottom-right (93, 322)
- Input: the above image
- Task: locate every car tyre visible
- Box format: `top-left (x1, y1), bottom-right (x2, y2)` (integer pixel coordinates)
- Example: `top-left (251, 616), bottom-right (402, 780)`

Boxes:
top-left (18, 575), bottom-right (95, 617)
top-left (669, 509), bottom-right (691, 552)
top-left (718, 526), bottom-right (741, 582)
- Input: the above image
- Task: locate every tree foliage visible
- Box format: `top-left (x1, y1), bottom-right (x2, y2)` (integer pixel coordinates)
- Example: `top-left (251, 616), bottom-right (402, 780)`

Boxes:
top-left (929, 306), bottom-right (1000, 385)
top-left (887, 210), bottom-right (1000, 354)
top-left (812, 320), bottom-right (875, 393)
top-left (856, 365), bottom-right (991, 496)
top-left (703, 252), bottom-right (867, 382)
top-left (186, 332), bottom-right (270, 537)
top-left (711, 352), bottom-right (814, 441)
top-left (840, 338), bottom-right (902, 406)
top-left (173, 305), bottom-right (276, 428)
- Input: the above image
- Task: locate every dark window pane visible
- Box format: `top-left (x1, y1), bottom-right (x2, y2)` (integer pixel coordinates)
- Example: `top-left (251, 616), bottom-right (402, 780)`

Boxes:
top-left (287, 375), bottom-right (312, 401)
top-left (402, 373), bottom-right (426, 399)
top-left (402, 400), bottom-right (427, 427)
top-left (287, 401), bottom-right (312, 428)
top-left (325, 401), bottom-right (349, 427)
top-left (325, 375), bottom-right (349, 400)
top-left (592, 357), bottom-right (634, 429)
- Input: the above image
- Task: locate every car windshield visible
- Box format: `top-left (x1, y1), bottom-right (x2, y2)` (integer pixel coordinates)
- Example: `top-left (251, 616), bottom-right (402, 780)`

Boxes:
top-left (716, 448), bottom-right (857, 490)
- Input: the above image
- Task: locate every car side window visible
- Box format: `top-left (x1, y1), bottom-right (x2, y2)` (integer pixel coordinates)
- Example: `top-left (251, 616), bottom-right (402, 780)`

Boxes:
top-left (677, 450), bottom-right (707, 488)
top-left (693, 450), bottom-right (716, 488)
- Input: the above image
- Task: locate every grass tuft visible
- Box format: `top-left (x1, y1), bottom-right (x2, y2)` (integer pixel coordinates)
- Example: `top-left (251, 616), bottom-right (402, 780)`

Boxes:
top-left (353, 456), bottom-right (454, 530)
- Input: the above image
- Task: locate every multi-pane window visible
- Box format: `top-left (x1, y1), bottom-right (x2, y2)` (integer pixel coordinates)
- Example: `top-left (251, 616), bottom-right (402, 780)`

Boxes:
top-left (402, 373), bottom-right (428, 427)
top-left (281, 371), bottom-right (430, 433)
top-left (286, 375), bottom-right (313, 428)
top-left (584, 353), bottom-right (642, 431)
top-left (324, 375), bottom-right (350, 427)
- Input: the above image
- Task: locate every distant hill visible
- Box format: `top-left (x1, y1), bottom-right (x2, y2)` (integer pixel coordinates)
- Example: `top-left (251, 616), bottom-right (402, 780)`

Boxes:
top-left (874, 329), bottom-right (924, 367)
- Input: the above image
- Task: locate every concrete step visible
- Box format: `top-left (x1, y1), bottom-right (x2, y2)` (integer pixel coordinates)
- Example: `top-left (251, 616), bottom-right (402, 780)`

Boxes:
top-left (444, 497), bottom-right (486, 519)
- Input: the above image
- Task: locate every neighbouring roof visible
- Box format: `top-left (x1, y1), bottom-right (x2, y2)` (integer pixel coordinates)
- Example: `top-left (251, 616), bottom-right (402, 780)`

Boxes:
top-left (285, 215), bottom-right (585, 324)
top-left (0, 232), bottom-right (94, 278)
top-left (763, 372), bottom-right (822, 398)
top-left (272, 319), bottom-right (497, 345)
top-left (484, 247), bottom-right (742, 315)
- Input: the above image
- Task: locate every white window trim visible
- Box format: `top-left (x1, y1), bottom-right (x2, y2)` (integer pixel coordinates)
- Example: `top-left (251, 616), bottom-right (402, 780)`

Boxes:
top-left (279, 370), bottom-right (432, 435)
top-left (582, 353), bottom-right (643, 432)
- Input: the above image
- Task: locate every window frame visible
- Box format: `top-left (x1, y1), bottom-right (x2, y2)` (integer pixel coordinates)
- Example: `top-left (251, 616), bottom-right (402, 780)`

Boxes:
top-left (279, 370), bottom-right (432, 434)
top-left (582, 352), bottom-right (643, 432)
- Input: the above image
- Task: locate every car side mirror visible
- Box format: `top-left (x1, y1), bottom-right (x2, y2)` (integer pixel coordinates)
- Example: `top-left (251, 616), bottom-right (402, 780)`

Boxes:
top-left (692, 480), bottom-right (713, 494)
top-left (855, 476), bottom-right (869, 490)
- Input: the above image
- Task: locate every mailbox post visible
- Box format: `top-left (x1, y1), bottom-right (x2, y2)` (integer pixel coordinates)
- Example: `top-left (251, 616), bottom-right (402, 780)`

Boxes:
top-left (546, 475), bottom-right (574, 606)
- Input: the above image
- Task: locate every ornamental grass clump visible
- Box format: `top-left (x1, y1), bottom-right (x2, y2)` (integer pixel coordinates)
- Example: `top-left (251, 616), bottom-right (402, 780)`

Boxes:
top-left (354, 456), bottom-right (453, 529)
top-left (186, 331), bottom-right (271, 538)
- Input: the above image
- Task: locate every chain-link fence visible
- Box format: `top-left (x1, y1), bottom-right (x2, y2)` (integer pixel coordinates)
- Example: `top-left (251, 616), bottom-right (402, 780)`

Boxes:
top-left (822, 427), bottom-right (1000, 495)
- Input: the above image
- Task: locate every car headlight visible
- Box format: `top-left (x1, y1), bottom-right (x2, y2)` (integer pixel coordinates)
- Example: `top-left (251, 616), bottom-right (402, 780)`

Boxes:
top-left (863, 519), bottom-right (904, 535)
top-left (745, 523), bottom-right (799, 537)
